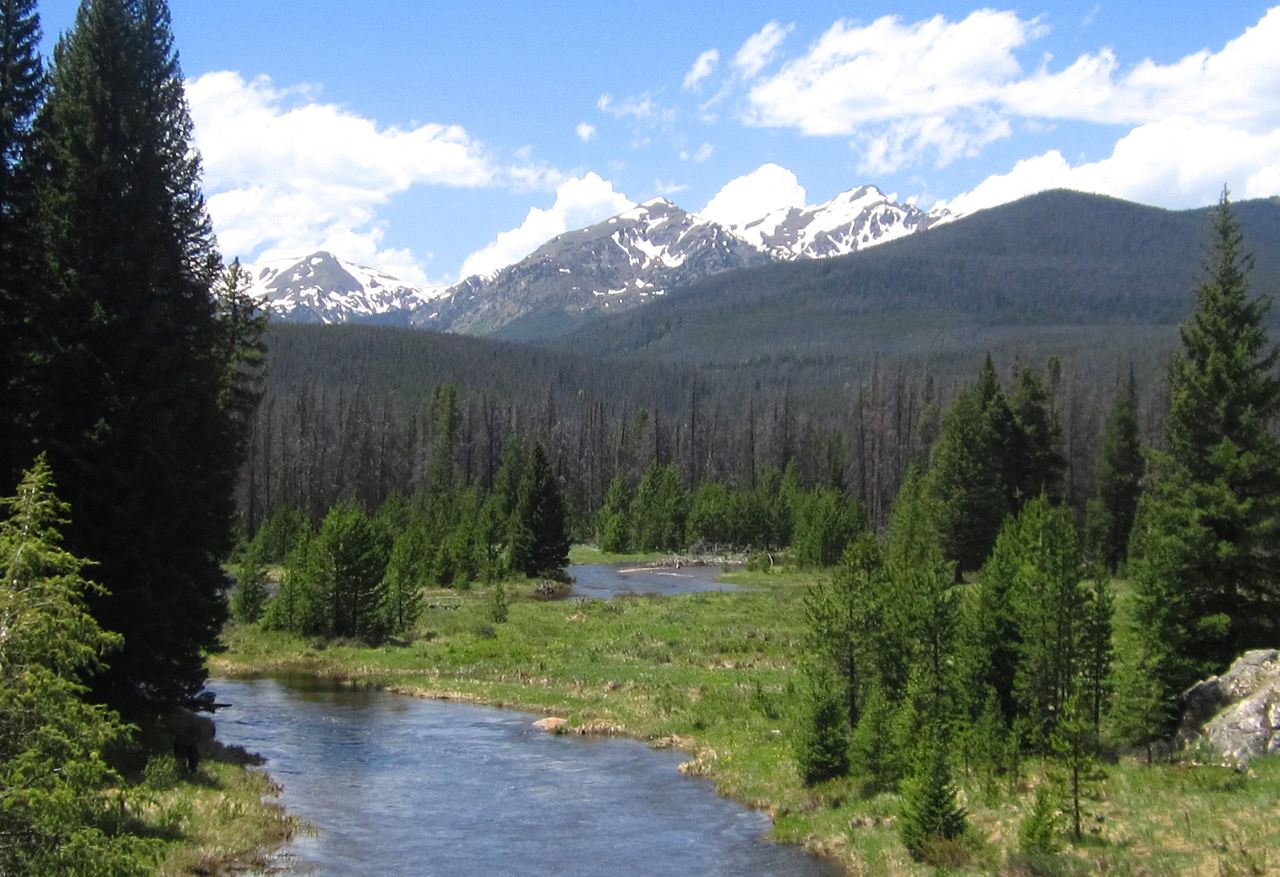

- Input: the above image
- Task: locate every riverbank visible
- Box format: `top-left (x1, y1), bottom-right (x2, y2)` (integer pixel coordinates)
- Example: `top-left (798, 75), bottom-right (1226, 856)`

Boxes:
top-left (211, 566), bottom-right (1280, 875)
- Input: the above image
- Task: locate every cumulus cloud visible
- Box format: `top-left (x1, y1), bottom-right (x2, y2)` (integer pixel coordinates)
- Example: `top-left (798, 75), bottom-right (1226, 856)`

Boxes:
top-left (943, 117), bottom-right (1280, 214)
top-left (189, 71), bottom-right (505, 281)
top-left (744, 10), bottom-right (1038, 172)
top-left (575, 122), bottom-right (597, 143)
top-left (683, 49), bottom-right (720, 91)
top-left (733, 21), bottom-right (794, 79)
top-left (699, 163), bottom-right (806, 228)
top-left (459, 173), bottom-right (632, 278)
top-left (739, 5), bottom-right (1280, 203)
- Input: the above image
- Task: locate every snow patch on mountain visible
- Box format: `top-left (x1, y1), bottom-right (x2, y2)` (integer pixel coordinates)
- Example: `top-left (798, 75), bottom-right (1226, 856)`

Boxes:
top-left (731, 185), bottom-right (955, 260)
top-left (246, 252), bottom-right (445, 324)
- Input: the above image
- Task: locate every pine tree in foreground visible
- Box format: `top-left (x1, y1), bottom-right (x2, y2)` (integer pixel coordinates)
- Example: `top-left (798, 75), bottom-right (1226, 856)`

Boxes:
top-left (898, 731), bottom-right (968, 862)
top-left (1128, 190), bottom-right (1280, 688)
top-left (33, 0), bottom-right (241, 709)
top-left (0, 457), bottom-right (157, 874)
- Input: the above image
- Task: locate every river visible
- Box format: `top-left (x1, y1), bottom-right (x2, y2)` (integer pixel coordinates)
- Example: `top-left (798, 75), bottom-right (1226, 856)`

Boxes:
top-left (567, 562), bottom-right (737, 599)
top-left (213, 676), bottom-right (840, 876)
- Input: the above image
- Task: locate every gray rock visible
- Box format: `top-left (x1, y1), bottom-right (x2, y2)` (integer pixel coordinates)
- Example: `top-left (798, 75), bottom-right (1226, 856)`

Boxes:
top-left (1177, 649), bottom-right (1280, 765)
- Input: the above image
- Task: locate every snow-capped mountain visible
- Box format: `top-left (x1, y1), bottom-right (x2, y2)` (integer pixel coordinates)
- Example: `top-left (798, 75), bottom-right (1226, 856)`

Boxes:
top-left (253, 185), bottom-right (957, 332)
top-left (409, 198), bottom-right (770, 338)
top-left (246, 251), bottom-right (443, 324)
top-left (730, 185), bottom-right (955, 261)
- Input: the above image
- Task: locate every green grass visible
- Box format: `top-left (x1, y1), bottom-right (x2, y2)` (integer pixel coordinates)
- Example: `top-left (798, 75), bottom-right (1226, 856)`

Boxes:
top-left (567, 544), bottom-right (676, 565)
top-left (212, 565), bottom-right (1280, 876)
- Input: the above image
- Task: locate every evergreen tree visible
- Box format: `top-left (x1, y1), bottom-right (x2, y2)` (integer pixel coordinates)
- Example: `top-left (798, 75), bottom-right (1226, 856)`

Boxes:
top-left (0, 0), bottom-right (44, 490)
top-left (1128, 191), bottom-right (1280, 686)
top-left (510, 443), bottom-right (570, 578)
top-left (925, 358), bottom-right (1008, 574)
top-left (792, 487), bottom-right (863, 567)
top-left (793, 659), bottom-right (850, 785)
top-left (1051, 692), bottom-right (1101, 841)
top-left (0, 458), bottom-right (157, 874)
top-left (1087, 369), bottom-right (1144, 571)
top-left (313, 501), bottom-right (390, 639)
top-left (898, 731), bottom-right (968, 862)
top-left (805, 532), bottom-right (884, 730)
top-left (31, 0), bottom-right (240, 708)
top-left (1005, 365), bottom-right (1066, 507)
top-left (596, 473), bottom-right (632, 553)
top-left (229, 537), bottom-right (268, 624)
top-left (380, 525), bottom-right (428, 636)
top-left (632, 462), bottom-right (687, 552)
top-left (848, 678), bottom-right (901, 793)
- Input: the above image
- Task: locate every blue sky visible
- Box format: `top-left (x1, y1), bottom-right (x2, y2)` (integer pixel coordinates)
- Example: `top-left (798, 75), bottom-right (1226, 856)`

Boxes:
top-left (36, 1), bottom-right (1280, 286)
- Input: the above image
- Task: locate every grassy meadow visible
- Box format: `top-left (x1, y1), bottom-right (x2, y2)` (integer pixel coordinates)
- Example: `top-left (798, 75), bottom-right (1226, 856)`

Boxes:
top-left (209, 560), bottom-right (1279, 876)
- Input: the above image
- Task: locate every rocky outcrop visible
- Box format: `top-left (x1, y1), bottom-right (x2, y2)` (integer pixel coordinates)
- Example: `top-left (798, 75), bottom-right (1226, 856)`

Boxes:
top-left (1177, 649), bottom-right (1280, 765)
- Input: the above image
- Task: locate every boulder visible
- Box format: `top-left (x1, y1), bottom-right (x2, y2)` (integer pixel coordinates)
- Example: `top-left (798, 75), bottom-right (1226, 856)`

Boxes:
top-left (1177, 649), bottom-right (1280, 765)
top-left (533, 716), bottom-right (568, 733)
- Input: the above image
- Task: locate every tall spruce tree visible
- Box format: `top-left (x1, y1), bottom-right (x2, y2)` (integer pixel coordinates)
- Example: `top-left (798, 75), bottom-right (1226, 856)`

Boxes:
top-left (0, 0), bottom-right (45, 490)
top-left (510, 442), bottom-right (570, 578)
top-left (1128, 191), bottom-right (1280, 685)
top-left (925, 357), bottom-right (1009, 575)
top-left (1086, 368), bottom-right (1144, 572)
top-left (32, 0), bottom-right (239, 708)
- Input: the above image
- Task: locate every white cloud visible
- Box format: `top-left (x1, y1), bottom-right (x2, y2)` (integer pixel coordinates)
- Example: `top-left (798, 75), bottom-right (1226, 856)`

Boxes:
top-left (744, 10), bottom-right (1038, 172)
top-left (680, 142), bottom-right (714, 163)
top-left (733, 21), bottom-right (794, 79)
top-left (683, 49), bottom-right (720, 91)
top-left (459, 173), bottom-right (632, 278)
top-left (943, 117), bottom-right (1280, 214)
top-left (598, 92), bottom-right (658, 120)
top-left (575, 122), bottom-right (597, 143)
top-left (189, 71), bottom-right (503, 280)
top-left (699, 163), bottom-right (806, 228)
top-left (653, 179), bottom-right (689, 197)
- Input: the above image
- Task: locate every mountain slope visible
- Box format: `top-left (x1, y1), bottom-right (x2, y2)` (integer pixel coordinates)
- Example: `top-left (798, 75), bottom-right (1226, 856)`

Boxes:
top-left (731, 185), bottom-right (955, 260)
top-left (557, 191), bottom-right (1280, 376)
top-left (408, 198), bottom-right (770, 340)
top-left (247, 252), bottom-right (443, 324)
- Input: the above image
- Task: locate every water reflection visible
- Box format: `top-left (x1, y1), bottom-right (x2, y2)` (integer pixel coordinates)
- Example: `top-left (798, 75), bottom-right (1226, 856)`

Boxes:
top-left (213, 676), bottom-right (838, 877)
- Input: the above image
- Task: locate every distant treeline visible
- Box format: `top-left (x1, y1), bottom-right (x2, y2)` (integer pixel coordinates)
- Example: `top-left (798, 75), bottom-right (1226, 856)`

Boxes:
top-left (236, 323), bottom-right (1169, 540)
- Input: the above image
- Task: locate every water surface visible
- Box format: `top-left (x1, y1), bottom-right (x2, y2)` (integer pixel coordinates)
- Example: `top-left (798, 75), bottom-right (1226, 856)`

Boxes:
top-left (213, 676), bottom-right (838, 877)
top-left (568, 562), bottom-right (737, 599)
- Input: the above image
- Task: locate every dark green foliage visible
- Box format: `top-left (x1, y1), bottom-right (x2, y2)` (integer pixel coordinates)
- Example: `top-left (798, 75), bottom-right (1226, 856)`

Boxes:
top-left (794, 660), bottom-right (850, 785)
top-left (251, 506), bottom-right (311, 562)
top-left (805, 532), bottom-right (884, 729)
top-left (791, 487), bottom-right (864, 567)
top-left (380, 525), bottom-right (428, 636)
top-left (0, 458), bottom-right (158, 874)
top-left (1086, 370), bottom-right (1144, 571)
top-left (230, 538), bottom-right (269, 624)
top-left (925, 359), bottom-right (1008, 574)
top-left (510, 443), bottom-right (570, 578)
top-left (1127, 191), bottom-right (1280, 697)
top-left (632, 462), bottom-right (687, 552)
top-left (898, 732), bottom-right (968, 861)
top-left (1005, 365), bottom-right (1066, 506)
top-left (29, 0), bottom-right (240, 708)
top-left (848, 679), bottom-right (901, 794)
top-left (597, 474), bottom-right (632, 553)
top-left (265, 503), bottom-right (390, 639)
top-left (0, 0), bottom-right (45, 491)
